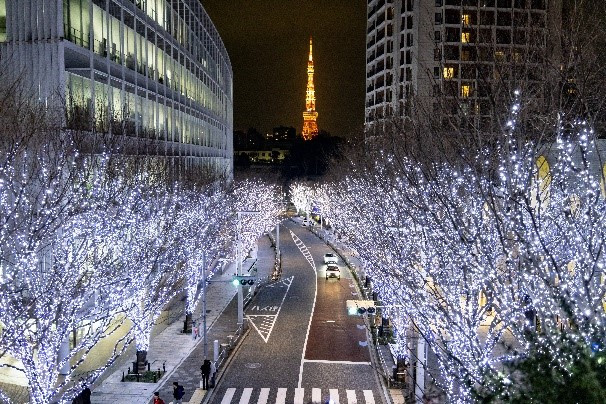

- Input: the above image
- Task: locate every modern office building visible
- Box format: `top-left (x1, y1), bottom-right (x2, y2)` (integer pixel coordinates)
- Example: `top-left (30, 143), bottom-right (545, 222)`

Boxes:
top-left (365, 0), bottom-right (561, 128)
top-left (0, 0), bottom-right (233, 175)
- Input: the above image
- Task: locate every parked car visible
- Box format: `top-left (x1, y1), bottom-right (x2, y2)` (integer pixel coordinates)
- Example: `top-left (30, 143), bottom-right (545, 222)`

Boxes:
top-left (325, 264), bottom-right (341, 280)
top-left (323, 253), bottom-right (338, 264)
top-left (302, 218), bottom-right (309, 226)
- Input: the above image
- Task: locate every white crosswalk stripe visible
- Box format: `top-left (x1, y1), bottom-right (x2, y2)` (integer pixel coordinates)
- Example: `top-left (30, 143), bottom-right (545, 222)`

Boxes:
top-left (276, 387), bottom-right (287, 404)
top-left (294, 387), bottom-right (305, 404)
top-left (330, 389), bottom-right (340, 404)
top-left (239, 388), bottom-right (253, 404)
top-left (257, 388), bottom-right (269, 404)
top-left (217, 388), bottom-right (377, 404)
top-left (221, 388), bottom-right (236, 404)
top-left (312, 388), bottom-right (322, 403)
top-left (346, 389), bottom-right (357, 404)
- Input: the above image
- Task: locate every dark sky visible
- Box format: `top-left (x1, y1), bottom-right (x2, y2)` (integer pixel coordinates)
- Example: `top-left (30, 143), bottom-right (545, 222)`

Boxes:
top-left (201, 0), bottom-right (367, 138)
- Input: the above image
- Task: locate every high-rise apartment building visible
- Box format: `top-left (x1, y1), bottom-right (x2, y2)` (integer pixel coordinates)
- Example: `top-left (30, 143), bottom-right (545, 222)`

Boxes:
top-left (0, 0), bottom-right (233, 175)
top-left (365, 0), bottom-right (562, 128)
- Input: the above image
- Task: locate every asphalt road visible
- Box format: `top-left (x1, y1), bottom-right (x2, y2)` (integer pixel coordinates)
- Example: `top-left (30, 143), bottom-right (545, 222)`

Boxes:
top-left (208, 221), bottom-right (384, 404)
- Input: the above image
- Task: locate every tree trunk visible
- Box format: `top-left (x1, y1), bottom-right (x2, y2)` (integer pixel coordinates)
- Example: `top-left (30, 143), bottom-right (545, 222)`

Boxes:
top-left (135, 350), bottom-right (148, 374)
top-left (183, 312), bottom-right (192, 334)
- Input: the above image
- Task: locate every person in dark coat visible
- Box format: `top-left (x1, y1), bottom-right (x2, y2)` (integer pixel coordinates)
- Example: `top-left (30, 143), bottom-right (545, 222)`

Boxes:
top-left (172, 381), bottom-right (185, 404)
top-left (200, 359), bottom-right (212, 390)
top-left (80, 386), bottom-right (91, 404)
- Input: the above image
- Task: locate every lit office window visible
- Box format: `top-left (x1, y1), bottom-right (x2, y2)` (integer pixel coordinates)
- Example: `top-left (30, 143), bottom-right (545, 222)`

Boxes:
top-left (443, 67), bottom-right (455, 79)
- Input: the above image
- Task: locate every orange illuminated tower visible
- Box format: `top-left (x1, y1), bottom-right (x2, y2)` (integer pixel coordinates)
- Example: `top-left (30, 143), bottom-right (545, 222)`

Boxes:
top-left (302, 37), bottom-right (318, 141)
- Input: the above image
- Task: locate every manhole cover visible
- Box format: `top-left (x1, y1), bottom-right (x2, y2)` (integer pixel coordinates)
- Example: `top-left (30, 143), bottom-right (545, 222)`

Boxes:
top-left (245, 363), bottom-right (262, 369)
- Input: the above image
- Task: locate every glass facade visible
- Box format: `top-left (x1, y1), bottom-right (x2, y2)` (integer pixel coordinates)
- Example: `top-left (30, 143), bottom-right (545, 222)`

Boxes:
top-left (57, 0), bottom-right (233, 168)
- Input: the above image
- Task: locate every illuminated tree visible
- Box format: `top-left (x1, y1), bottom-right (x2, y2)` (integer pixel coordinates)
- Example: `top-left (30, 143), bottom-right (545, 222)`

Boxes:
top-left (0, 119), bottom-right (145, 403)
top-left (296, 99), bottom-right (606, 401)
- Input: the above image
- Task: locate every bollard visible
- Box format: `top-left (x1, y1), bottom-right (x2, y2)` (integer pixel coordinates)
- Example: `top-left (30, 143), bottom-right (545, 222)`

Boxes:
top-left (127, 366), bottom-right (131, 374)
top-left (213, 340), bottom-right (219, 363)
top-left (121, 371), bottom-right (125, 382)
top-left (136, 373), bottom-right (140, 382)
top-left (147, 362), bottom-right (151, 372)
top-left (163, 362), bottom-right (166, 373)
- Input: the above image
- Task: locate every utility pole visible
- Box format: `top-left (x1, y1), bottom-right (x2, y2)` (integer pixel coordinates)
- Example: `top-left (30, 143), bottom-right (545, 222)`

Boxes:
top-left (237, 212), bottom-right (243, 325)
top-left (236, 211), bottom-right (259, 325)
top-left (276, 223), bottom-right (280, 256)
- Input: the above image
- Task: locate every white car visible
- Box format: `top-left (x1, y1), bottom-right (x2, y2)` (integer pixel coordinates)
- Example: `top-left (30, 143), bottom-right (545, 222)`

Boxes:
top-left (302, 218), bottom-right (309, 226)
top-left (323, 253), bottom-right (338, 264)
top-left (325, 264), bottom-right (341, 280)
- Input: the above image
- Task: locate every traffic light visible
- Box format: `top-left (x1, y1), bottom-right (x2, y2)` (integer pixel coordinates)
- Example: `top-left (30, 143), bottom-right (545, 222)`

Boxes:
top-left (232, 275), bottom-right (256, 286)
top-left (346, 300), bottom-right (376, 315)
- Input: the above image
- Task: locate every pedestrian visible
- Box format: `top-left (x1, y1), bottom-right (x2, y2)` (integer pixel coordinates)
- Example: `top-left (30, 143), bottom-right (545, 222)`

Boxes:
top-left (71, 385), bottom-right (91, 404)
top-left (200, 359), bottom-right (211, 390)
top-left (173, 381), bottom-right (185, 404)
top-left (210, 360), bottom-right (216, 388)
top-left (192, 321), bottom-right (198, 340)
top-left (153, 391), bottom-right (165, 404)
top-left (80, 386), bottom-right (91, 404)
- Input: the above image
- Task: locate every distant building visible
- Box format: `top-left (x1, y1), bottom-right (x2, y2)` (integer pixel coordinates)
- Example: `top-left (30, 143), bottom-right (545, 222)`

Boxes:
top-left (0, 0), bottom-right (233, 175)
top-left (365, 0), bottom-right (562, 128)
top-left (235, 149), bottom-right (289, 164)
top-left (268, 126), bottom-right (297, 142)
top-left (302, 37), bottom-right (319, 140)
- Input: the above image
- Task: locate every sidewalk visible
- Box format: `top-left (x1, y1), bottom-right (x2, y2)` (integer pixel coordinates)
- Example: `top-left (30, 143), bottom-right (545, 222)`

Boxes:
top-left (91, 234), bottom-right (277, 404)
top-left (293, 216), bottom-right (406, 404)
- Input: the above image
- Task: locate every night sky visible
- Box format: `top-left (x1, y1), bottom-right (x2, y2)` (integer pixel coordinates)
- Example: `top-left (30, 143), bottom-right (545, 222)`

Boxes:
top-left (201, 0), bottom-right (367, 138)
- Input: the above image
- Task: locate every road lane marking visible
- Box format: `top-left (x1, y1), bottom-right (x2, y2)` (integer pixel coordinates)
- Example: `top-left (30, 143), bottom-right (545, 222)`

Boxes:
top-left (290, 230), bottom-right (318, 389)
top-left (221, 388), bottom-right (236, 404)
top-left (303, 359), bottom-right (372, 365)
top-left (257, 388), bottom-right (270, 404)
top-left (346, 390), bottom-right (357, 404)
top-left (294, 387), bottom-right (305, 403)
top-left (276, 387), bottom-right (287, 404)
top-left (312, 388), bottom-right (322, 403)
top-left (239, 388), bottom-right (253, 404)
top-left (330, 388), bottom-right (340, 404)
top-left (363, 390), bottom-right (375, 404)
top-left (246, 276), bottom-right (293, 342)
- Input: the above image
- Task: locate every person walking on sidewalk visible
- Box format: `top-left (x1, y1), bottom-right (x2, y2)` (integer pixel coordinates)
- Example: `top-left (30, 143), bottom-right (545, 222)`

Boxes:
top-left (200, 359), bottom-right (211, 390)
top-left (153, 392), bottom-right (165, 404)
top-left (210, 360), bottom-right (216, 388)
top-left (192, 321), bottom-right (198, 340)
top-left (172, 381), bottom-right (185, 404)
